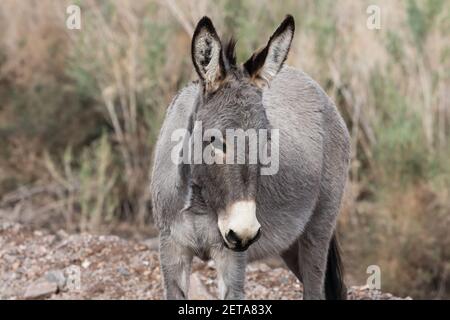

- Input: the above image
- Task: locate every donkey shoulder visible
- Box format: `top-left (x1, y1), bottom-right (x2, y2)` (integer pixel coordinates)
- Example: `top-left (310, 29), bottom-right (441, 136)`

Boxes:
top-left (150, 82), bottom-right (200, 228)
top-left (267, 65), bottom-right (349, 153)
top-left (270, 66), bottom-right (351, 198)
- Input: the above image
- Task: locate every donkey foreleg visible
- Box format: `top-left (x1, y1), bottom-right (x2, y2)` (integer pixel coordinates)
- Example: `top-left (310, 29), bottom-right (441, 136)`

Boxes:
top-left (213, 249), bottom-right (246, 300)
top-left (159, 233), bottom-right (193, 299)
top-left (281, 239), bottom-right (303, 282)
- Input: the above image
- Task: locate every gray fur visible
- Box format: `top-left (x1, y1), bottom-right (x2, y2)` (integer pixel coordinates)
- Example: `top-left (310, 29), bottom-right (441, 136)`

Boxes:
top-left (150, 16), bottom-right (350, 300)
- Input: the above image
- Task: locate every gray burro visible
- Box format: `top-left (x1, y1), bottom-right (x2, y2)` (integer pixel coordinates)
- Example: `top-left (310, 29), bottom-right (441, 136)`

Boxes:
top-left (151, 15), bottom-right (350, 300)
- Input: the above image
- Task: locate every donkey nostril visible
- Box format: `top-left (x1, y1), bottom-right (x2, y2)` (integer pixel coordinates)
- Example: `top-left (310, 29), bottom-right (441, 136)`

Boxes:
top-left (225, 229), bottom-right (240, 245)
top-left (249, 228), bottom-right (261, 245)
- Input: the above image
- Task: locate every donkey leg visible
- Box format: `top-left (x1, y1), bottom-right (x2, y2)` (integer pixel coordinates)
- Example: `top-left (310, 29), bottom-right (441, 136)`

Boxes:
top-left (281, 239), bottom-right (303, 282)
top-left (281, 231), bottom-right (329, 299)
top-left (297, 230), bottom-right (330, 299)
top-left (159, 232), bottom-right (193, 299)
top-left (297, 208), bottom-right (337, 300)
top-left (213, 249), bottom-right (247, 300)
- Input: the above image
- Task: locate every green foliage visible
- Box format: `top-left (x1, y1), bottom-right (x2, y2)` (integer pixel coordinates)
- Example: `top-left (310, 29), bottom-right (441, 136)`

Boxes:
top-left (78, 134), bottom-right (118, 231)
top-left (0, 80), bottom-right (102, 153)
top-left (44, 133), bottom-right (119, 232)
top-left (307, 0), bottom-right (337, 60)
top-left (220, 0), bottom-right (270, 61)
top-left (66, 60), bottom-right (98, 102)
top-left (407, 0), bottom-right (428, 51)
top-left (371, 71), bottom-right (430, 183)
top-left (407, 0), bottom-right (445, 52)
top-left (385, 31), bottom-right (405, 64)
top-left (143, 18), bottom-right (169, 80)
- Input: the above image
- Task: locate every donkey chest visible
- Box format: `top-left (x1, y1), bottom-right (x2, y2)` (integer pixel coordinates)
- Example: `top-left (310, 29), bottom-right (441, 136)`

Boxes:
top-left (173, 213), bottom-right (221, 259)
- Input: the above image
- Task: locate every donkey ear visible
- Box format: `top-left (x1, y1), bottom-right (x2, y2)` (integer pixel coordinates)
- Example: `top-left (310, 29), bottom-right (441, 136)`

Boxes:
top-left (244, 15), bottom-right (295, 87)
top-left (191, 16), bottom-right (225, 92)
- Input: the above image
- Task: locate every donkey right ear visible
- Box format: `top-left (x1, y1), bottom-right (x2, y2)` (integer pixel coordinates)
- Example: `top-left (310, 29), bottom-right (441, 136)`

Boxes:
top-left (244, 15), bottom-right (295, 87)
top-left (191, 16), bottom-right (225, 92)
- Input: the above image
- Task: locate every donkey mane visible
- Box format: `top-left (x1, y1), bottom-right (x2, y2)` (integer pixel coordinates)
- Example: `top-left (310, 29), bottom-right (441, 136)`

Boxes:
top-left (223, 37), bottom-right (237, 68)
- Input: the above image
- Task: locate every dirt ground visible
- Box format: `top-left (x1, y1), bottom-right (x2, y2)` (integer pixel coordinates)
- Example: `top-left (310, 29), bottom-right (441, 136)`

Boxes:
top-left (0, 222), bottom-right (410, 300)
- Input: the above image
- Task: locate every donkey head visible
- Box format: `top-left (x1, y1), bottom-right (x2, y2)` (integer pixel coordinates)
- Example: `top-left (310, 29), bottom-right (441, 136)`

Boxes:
top-left (182, 15), bottom-right (295, 251)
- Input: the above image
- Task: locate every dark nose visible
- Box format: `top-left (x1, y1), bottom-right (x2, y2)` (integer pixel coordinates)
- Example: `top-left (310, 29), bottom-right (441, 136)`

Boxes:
top-left (225, 229), bottom-right (240, 245)
top-left (225, 228), bottom-right (261, 251)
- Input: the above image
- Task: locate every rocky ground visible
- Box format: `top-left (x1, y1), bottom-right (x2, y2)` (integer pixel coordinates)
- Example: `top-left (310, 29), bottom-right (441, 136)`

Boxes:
top-left (0, 222), bottom-right (410, 300)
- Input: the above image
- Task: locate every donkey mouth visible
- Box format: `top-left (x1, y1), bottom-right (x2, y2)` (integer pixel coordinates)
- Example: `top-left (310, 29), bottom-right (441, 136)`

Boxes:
top-left (222, 228), bottom-right (261, 252)
top-left (223, 240), bottom-right (250, 252)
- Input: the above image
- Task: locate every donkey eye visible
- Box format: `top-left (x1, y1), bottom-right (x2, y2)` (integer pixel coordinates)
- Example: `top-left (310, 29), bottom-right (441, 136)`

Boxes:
top-left (209, 137), bottom-right (226, 153)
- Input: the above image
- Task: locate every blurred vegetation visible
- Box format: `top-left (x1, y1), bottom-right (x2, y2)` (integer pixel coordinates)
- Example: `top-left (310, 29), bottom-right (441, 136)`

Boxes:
top-left (0, 0), bottom-right (449, 299)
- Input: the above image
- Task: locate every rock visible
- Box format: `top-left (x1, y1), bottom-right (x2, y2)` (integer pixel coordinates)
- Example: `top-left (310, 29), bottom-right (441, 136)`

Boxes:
top-left (261, 257), bottom-right (285, 269)
top-left (33, 230), bottom-right (44, 237)
top-left (1, 286), bottom-right (21, 299)
top-left (189, 272), bottom-right (215, 300)
top-left (56, 229), bottom-right (69, 239)
top-left (87, 282), bottom-right (106, 295)
top-left (3, 254), bottom-right (15, 264)
top-left (26, 265), bottom-right (40, 278)
top-left (81, 260), bottom-right (90, 269)
top-left (117, 266), bottom-right (130, 277)
top-left (130, 256), bottom-right (142, 268)
top-left (258, 263), bottom-right (270, 272)
top-left (24, 281), bottom-right (58, 299)
top-left (44, 270), bottom-right (66, 290)
top-left (11, 261), bottom-right (21, 271)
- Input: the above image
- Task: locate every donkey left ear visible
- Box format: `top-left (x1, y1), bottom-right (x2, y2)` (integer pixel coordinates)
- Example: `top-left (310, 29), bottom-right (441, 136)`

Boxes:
top-left (191, 16), bottom-right (226, 92)
top-left (244, 15), bottom-right (295, 87)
